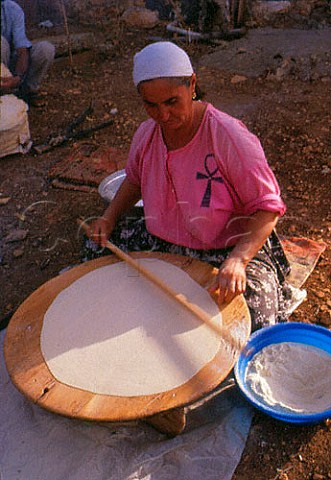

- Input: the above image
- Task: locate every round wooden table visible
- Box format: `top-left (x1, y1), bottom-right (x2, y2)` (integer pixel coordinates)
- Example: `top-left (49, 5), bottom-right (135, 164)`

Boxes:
top-left (4, 252), bottom-right (251, 436)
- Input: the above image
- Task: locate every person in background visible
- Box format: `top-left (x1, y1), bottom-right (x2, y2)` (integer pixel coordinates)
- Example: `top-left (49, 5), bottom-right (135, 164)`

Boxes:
top-left (1, 0), bottom-right (55, 106)
top-left (86, 41), bottom-right (299, 332)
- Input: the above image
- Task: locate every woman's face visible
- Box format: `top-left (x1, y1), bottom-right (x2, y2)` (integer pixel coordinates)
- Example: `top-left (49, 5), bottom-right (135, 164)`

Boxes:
top-left (138, 75), bottom-right (196, 133)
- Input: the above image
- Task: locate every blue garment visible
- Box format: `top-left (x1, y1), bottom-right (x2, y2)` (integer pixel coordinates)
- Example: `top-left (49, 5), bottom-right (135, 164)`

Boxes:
top-left (1, 0), bottom-right (32, 50)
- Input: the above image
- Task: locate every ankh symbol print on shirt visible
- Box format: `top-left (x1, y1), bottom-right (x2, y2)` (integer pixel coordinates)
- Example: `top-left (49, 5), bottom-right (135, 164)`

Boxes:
top-left (196, 154), bottom-right (224, 208)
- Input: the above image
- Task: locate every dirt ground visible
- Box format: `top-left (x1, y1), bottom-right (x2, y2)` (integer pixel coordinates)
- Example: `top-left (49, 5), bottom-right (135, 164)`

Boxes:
top-left (1, 21), bottom-right (330, 480)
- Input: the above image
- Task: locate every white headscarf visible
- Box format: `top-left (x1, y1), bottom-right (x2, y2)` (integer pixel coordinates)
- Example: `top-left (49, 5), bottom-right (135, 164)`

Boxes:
top-left (133, 42), bottom-right (194, 87)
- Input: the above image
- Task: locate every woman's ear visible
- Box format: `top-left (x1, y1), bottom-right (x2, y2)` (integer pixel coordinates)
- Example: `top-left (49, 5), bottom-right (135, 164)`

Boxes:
top-left (191, 73), bottom-right (197, 94)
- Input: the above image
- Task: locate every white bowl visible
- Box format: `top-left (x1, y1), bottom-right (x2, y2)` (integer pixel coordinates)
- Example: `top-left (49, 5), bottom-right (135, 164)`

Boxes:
top-left (98, 170), bottom-right (143, 207)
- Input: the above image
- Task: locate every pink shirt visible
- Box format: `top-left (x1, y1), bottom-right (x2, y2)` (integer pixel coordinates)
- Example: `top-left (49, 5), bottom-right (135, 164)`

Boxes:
top-left (126, 103), bottom-right (286, 250)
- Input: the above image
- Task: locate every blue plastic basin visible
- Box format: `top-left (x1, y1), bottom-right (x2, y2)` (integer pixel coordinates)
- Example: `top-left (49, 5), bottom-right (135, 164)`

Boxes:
top-left (234, 322), bottom-right (331, 424)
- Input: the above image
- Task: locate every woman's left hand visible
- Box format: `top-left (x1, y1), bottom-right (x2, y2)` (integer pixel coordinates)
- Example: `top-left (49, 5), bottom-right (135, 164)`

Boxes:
top-left (208, 257), bottom-right (247, 305)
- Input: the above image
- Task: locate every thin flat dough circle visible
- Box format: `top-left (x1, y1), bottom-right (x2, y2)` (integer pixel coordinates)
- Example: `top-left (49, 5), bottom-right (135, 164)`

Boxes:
top-left (41, 259), bottom-right (223, 397)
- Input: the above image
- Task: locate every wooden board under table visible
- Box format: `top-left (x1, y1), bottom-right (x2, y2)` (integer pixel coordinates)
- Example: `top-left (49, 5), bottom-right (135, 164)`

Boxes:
top-left (4, 252), bottom-right (251, 432)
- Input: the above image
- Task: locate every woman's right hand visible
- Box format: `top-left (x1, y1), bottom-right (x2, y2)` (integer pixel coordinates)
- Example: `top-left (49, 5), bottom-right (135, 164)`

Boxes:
top-left (86, 177), bottom-right (141, 248)
top-left (87, 216), bottom-right (115, 248)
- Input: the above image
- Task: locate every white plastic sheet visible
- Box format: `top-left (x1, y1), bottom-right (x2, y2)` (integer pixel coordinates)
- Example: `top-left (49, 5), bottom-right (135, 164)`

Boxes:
top-left (0, 330), bottom-right (253, 480)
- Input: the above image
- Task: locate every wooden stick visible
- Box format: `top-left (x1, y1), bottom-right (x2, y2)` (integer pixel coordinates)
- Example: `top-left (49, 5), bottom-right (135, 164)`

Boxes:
top-left (237, 0), bottom-right (246, 27)
top-left (231, 0), bottom-right (237, 28)
top-left (78, 219), bottom-right (243, 352)
top-left (59, 0), bottom-right (73, 69)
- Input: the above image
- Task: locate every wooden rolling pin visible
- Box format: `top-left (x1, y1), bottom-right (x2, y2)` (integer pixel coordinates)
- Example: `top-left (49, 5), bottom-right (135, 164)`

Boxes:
top-left (78, 219), bottom-right (243, 352)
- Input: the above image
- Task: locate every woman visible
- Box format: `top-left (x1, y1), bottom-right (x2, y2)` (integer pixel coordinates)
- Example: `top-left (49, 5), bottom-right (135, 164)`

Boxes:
top-left (87, 41), bottom-right (294, 331)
